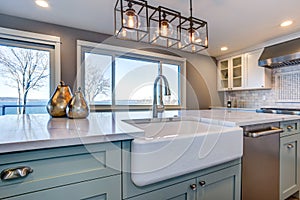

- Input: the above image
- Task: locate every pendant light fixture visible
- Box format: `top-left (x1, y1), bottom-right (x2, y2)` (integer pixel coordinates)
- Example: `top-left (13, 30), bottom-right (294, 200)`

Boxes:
top-left (179, 0), bottom-right (208, 52)
top-left (115, 0), bottom-right (149, 42)
top-left (114, 0), bottom-right (208, 53)
top-left (149, 6), bottom-right (181, 48)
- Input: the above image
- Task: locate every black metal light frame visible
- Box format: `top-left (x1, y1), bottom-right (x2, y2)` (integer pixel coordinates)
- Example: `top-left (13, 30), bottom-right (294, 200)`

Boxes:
top-left (114, 0), bottom-right (208, 53)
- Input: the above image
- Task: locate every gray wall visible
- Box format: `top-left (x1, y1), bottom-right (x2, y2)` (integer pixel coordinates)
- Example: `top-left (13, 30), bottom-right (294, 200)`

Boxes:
top-left (0, 14), bottom-right (222, 109)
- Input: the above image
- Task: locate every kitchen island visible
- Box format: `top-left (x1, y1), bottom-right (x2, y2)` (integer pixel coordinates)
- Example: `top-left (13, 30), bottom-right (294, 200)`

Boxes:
top-left (1, 110), bottom-right (298, 153)
top-left (0, 110), bottom-right (299, 200)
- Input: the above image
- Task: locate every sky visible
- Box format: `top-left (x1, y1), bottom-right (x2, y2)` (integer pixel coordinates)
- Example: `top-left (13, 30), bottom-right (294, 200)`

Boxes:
top-left (0, 45), bottom-right (50, 100)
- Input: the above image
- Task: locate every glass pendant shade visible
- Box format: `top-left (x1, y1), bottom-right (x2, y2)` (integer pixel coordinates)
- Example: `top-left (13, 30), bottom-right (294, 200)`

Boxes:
top-left (188, 28), bottom-right (200, 43)
top-left (160, 19), bottom-right (172, 37)
top-left (124, 8), bottom-right (139, 29)
top-left (179, 17), bottom-right (208, 53)
top-left (149, 6), bottom-right (181, 48)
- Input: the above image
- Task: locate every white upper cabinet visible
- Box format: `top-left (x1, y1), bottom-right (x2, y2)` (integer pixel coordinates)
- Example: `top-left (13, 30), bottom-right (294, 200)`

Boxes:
top-left (244, 49), bottom-right (271, 90)
top-left (217, 49), bottom-right (271, 91)
top-left (217, 55), bottom-right (245, 91)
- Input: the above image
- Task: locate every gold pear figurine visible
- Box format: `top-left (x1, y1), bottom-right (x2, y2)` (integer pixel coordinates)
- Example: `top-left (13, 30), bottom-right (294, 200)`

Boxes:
top-left (67, 87), bottom-right (89, 119)
top-left (46, 81), bottom-right (72, 117)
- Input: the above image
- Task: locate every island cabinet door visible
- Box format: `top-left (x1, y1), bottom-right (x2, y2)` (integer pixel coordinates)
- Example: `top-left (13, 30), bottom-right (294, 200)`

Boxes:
top-left (126, 179), bottom-right (197, 200)
top-left (5, 175), bottom-right (121, 200)
top-left (196, 164), bottom-right (241, 200)
top-left (280, 134), bottom-right (300, 200)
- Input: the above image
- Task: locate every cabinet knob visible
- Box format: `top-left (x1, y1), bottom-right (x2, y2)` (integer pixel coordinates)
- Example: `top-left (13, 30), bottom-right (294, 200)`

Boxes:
top-left (1, 166), bottom-right (33, 181)
top-left (287, 144), bottom-right (294, 149)
top-left (199, 181), bottom-right (206, 187)
top-left (287, 125), bottom-right (293, 130)
top-left (190, 184), bottom-right (197, 191)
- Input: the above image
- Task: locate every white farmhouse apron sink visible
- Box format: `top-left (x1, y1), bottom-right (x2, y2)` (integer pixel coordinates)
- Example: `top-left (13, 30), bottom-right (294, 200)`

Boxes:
top-left (125, 118), bottom-right (243, 186)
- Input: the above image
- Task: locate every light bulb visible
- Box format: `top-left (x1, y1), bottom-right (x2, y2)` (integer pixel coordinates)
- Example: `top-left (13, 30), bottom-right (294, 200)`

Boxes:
top-left (280, 20), bottom-right (293, 27)
top-left (221, 46), bottom-right (228, 51)
top-left (35, 0), bottom-right (49, 8)
top-left (127, 15), bottom-right (135, 28)
top-left (188, 29), bottom-right (200, 43)
top-left (160, 19), bottom-right (169, 37)
top-left (190, 31), bottom-right (195, 43)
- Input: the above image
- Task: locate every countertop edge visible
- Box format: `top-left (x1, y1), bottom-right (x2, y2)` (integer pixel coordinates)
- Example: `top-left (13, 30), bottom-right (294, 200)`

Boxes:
top-left (0, 131), bottom-right (144, 154)
top-left (236, 115), bottom-right (300, 126)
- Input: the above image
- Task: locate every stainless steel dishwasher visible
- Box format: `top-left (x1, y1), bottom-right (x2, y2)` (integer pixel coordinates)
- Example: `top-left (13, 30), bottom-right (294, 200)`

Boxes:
top-left (242, 122), bottom-right (283, 200)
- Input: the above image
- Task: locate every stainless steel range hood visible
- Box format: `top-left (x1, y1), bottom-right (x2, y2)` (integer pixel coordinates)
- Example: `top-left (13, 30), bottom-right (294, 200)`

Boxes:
top-left (258, 37), bottom-right (300, 68)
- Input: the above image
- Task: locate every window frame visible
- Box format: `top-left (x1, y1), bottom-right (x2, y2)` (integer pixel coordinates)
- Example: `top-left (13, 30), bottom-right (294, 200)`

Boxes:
top-left (0, 27), bottom-right (61, 94)
top-left (77, 40), bottom-right (186, 111)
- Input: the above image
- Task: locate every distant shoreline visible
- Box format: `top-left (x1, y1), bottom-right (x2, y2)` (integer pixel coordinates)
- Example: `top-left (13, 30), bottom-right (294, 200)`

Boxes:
top-left (0, 97), bottom-right (48, 102)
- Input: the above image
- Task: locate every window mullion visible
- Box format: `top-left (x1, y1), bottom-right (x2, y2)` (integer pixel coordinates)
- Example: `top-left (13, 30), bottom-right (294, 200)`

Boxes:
top-left (112, 54), bottom-right (116, 107)
top-left (81, 49), bottom-right (86, 96)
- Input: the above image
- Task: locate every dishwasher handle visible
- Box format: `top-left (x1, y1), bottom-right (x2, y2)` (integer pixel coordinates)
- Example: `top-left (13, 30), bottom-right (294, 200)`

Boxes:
top-left (244, 127), bottom-right (283, 138)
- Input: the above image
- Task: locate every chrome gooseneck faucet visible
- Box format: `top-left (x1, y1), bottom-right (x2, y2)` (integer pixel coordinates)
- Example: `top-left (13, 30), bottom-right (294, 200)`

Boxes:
top-left (152, 75), bottom-right (171, 118)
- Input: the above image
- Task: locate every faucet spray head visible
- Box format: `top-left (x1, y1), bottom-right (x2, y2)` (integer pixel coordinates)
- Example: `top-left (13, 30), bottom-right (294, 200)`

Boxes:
top-left (165, 87), bottom-right (171, 96)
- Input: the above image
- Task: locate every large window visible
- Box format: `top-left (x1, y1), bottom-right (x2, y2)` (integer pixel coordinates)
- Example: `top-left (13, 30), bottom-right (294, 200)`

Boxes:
top-left (77, 41), bottom-right (186, 110)
top-left (0, 27), bottom-right (61, 115)
top-left (84, 52), bottom-right (112, 105)
top-left (115, 57), bottom-right (159, 105)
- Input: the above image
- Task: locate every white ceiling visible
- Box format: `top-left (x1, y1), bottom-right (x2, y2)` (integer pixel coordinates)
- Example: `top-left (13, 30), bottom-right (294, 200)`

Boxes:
top-left (1, 0), bottom-right (300, 57)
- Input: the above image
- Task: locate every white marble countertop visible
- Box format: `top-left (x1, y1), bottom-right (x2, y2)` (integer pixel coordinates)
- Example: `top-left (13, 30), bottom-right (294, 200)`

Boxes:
top-left (194, 110), bottom-right (300, 126)
top-left (1, 110), bottom-right (299, 153)
top-left (0, 112), bottom-right (145, 153)
top-left (209, 106), bottom-right (257, 112)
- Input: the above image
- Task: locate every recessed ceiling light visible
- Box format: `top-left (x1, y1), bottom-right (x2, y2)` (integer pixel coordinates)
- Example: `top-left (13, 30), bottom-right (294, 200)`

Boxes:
top-left (280, 20), bottom-right (293, 27)
top-left (35, 0), bottom-right (49, 8)
top-left (221, 46), bottom-right (228, 51)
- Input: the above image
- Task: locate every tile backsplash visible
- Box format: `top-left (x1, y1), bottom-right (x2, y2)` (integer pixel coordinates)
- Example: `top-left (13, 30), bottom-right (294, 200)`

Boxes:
top-left (224, 65), bottom-right (300, 109)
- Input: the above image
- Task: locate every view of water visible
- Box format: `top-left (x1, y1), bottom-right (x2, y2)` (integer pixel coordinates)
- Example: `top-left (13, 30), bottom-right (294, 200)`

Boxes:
top-left (0, 98), bottom-right (179, 116)
top-left (0, 98), bottom-right (47, 115)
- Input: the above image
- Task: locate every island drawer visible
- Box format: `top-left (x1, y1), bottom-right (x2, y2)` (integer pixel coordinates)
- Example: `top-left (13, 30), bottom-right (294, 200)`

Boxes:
top-left (280, 120), bottom-right (300, 137)
top-left (0, 141), bottom-right (121, 199)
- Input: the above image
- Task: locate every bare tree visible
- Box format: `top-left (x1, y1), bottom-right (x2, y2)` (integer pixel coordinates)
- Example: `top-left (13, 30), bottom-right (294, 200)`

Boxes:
top-left (84, 62), bottom-right (110, 103)
top-left (0, 46), bottom-right (49, 114)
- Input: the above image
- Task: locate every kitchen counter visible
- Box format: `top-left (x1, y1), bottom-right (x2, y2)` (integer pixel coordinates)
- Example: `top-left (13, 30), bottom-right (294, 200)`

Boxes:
top-left (192, 109), bottom-right (300, 126)
top-left (209, 106), bottom-right (257, 112)
top-left (0, 112), bottom-right (145, 153)
top-left (1, 110), bottom-right (300, 153)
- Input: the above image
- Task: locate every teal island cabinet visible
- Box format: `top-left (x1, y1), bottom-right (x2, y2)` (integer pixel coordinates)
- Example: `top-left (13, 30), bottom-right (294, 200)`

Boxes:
top-left (0, 142), bottom-right (122, 200)
top-left (0, 141), bottom-right (241, 200)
